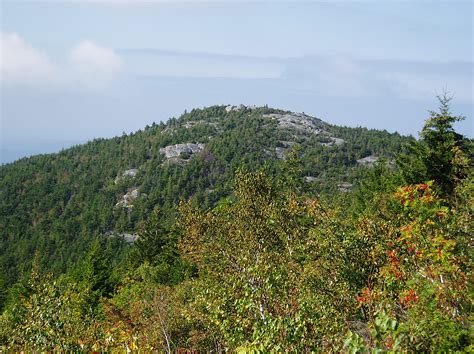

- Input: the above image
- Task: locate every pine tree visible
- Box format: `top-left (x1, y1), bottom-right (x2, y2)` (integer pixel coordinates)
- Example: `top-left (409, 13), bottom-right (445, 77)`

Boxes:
top-left (134, 207), bottom-right (171, 265)
top-left (132, 207), bottom-right (188, 284)
top-left (397, 93), bottom-right (472, 197)
top-left (81, 239), bottom-right (113, 299)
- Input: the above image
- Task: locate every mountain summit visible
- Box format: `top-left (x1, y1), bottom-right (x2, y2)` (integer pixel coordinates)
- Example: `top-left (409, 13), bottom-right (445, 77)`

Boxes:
top-left (0, 105), bottom-right (409, 284)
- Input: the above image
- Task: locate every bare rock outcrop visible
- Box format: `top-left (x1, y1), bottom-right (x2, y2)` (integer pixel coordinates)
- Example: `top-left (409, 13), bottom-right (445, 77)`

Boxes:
top-left (159, 143), bottom-right (205, 159)
top-left (321, 137), bottom-right (345, 147)
top-left (264, 112), bottom-right (327, 135)
top-left (264, 112), bottom-right (344, 147)
top-left (116, 188), bottom-right (139, 208)
top-left (115, 169), bottom-right (138, 184)
top-left (357, 155), bottom-right (379, 166)
top-left (225, 104), bottom-right (255, 112)
top-left (104, 231), bottom-right (139, 244)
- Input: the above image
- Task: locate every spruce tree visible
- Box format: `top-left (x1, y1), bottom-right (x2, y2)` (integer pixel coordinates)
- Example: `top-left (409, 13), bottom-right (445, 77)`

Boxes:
top-left (81, 239), bottom-right (113, 299)
top-left (397, 93), bottom-right (472, 197)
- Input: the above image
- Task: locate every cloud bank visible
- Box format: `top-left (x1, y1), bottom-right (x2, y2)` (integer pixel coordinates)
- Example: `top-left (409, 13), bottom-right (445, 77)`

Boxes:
top-left (2, 32), bottom-right (471, 104)
top-left (69, 40), bottom-right (123, 86)
top-left (0, 32), bottom-right (123, 89)
top-left (1, 32), bottom-right (58, 86)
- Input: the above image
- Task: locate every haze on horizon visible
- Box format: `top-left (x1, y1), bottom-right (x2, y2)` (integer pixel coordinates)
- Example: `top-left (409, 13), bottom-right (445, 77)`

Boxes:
top-left (1, 0), bottom-right (472, 164)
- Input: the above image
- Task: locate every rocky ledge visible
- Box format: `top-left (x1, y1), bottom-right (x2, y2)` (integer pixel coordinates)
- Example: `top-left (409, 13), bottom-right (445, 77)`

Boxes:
top-left (159, 143), bottom-right (205, 159)
top-left (264, 112), bottom-right (327, 135)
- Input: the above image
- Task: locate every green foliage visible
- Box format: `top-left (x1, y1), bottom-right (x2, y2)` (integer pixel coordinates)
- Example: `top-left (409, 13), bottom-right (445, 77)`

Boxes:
top-left (348, 181), bottom-right (472, 351)
top-left (397, 94), bottom-right (472, 197)
top-left (131, 207), bottom-right (192, 284)
top-left (0, 105), bottom-right (409, 290)
top-left (177, 169), bottom-right (355, 350)
top-left (77, 239), bottom-right (116, 313)
top-left (0, 257), bottom-right (100, 351)
top-left (1, 101), bottom-right (471, 351)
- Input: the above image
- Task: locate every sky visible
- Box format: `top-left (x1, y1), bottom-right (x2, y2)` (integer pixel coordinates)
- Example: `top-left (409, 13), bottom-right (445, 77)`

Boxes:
top-left (1, 0), bottom-right (473, 163)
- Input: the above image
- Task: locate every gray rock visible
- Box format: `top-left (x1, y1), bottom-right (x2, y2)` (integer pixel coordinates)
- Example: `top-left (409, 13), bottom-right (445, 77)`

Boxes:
top-left (161, 126), bottom-right (176, 135)
top-left (305, 176), bottom-right (317, 183)
top-left (337, 182), bottom-right (354, 192)
top-left (115, 168), bottom-right (138, 184)
top-left (123, 169), bottom-right (138, 177)
top-left (159, 143), bottom-right (205, 159)
top-left (116, 188), bottom-right (139, 208)
top-left (183, 121), bottom-right (198, 129)
top-left (357, 155), bottom-right (379, 166)
top-left (264, 112), bottom-right (327, 135)
top-left (331, 137), bottom-right (345, 146)
top-left (280, 141), bottom-right (295, 148)
top-left (104, 232), bottom-right (139, 244)
top-left (321, 137), bottom-right (345, 147)
top-left (161, 157), bottom-right (188, 166)
top-left (225, 104), bottom-right (248, 112)
top-left (121, 233), bottom-right (139, 244)
top-left (275, 147), bottom-right (286, 159)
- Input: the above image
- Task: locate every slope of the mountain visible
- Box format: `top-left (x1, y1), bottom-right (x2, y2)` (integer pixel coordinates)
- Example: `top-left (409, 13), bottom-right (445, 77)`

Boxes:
top-left (0, 105), bottom-right (411, 286)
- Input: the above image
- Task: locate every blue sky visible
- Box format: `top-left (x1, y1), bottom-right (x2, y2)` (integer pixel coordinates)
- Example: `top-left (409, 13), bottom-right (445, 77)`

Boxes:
top-left (1, 0), bottom-right (473, 163)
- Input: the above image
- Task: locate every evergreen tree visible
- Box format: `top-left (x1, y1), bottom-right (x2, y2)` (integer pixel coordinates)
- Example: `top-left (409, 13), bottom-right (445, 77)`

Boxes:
top-left (132, 207), bottom-right (190, 284)
top-left (81, 239), bottom-right (114, 300)
top-left (134, 207), bottom-right (172, 265)
top-left (397, 94), bottom-right (472, 197)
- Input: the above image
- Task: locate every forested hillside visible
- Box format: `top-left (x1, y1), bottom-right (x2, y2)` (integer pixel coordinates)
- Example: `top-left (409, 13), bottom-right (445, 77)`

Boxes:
top-left (0, 105), bottom-right (408, 288)
top-left (0, 98), bottom-right (471, 351)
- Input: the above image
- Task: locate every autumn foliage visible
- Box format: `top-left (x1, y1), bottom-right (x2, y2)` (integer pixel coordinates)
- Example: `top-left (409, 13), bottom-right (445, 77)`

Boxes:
top-left (0, 100), bottom-right (472, 351)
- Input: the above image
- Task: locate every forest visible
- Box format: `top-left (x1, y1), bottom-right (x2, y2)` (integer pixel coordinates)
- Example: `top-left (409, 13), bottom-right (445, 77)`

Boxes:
top-left (0, 96), bottom-right (472, 351)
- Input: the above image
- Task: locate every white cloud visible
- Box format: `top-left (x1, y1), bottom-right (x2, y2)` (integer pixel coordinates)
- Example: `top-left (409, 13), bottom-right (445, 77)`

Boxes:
top-left (282, 56), bottom-right (473, 102)
top-left (69, 40), bottom-right (123, 87)
top-left (0, 32), bottom-right (123, 89)
top-left (0, 32), bottom-right (59, 86)
top-left (121, 49), bottom-right (283, 79)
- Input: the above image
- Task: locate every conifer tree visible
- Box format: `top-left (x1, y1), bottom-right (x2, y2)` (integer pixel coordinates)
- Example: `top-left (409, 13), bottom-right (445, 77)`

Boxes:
top-left (134, 207), bottom-right (171, 265)
top-left (81, 239), bottom-right (113, 299)
top-left (397, 93), bottom-right (472, 197)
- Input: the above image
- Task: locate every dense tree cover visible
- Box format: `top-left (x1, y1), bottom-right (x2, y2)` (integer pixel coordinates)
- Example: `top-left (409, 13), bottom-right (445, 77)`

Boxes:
top-left (1, 100), bottom-right (472, 351)
top-left (0, 105), bottom-right (408, 297)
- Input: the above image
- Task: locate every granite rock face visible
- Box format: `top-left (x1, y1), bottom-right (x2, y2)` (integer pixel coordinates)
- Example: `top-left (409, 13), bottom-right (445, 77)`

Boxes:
top-left (264, 112), bottom-right (344, 147)
top-left (264, 112), bottom-right (327, 135)
top-left (357, 155), bottom-right (379, 166)
top-left (159, 143), bottom-right (205, 159)
top-left (225, 104), bottom-right (255, 112)
top-left (115, 169), bottom-right (138, 184)
top-left (116, 188), bottom-right (139, 208)
top-left (321, 137), bottom-right (345, 147)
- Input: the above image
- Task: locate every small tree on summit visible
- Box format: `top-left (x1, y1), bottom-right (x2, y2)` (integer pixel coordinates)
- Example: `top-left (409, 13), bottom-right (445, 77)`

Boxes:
top-left (397, 93), bottom-right (472, 198)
